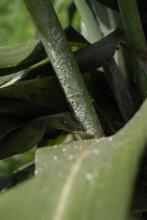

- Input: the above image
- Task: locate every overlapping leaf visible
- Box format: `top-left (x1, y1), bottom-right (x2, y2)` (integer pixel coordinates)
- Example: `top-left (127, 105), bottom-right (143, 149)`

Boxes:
top-left (0, 99), bottom-right (147, 219)
top-left (0, 27), bottom-right (123, 78)
top-left (0, 112), bottom-right (83, 159)
top-left (0, 120), bottom-right (45, 160)
top-left (0, 26), bottom-right (87, 75)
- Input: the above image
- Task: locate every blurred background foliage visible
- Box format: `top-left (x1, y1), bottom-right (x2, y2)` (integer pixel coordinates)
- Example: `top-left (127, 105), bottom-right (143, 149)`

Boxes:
top-left (0, 0), bottom-right (34, 46)
top-left (0, 0), bottom-right (80, 46)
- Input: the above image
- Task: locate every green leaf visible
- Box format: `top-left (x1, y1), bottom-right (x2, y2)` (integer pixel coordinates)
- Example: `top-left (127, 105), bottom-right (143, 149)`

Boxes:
top-left (0, 76), bottom-right (67, 116)
top-left (132, 154), bottom-right (147, 213)
top-left (0, 115), bottom-right (24, 140)
top-left (0, 99), bottom-right (147, 219)
top-left (0, 111), bottom-right (82, 160)
top-left (0, 120), bottom-right (45, 160)
top-left (0, 27), bottom-right (123, 83)
top-left (104, 59), bottom-right (136, 121)
top-left (0, 26), bottom-right (87, 76)
top-left (0, 76), bottom-right (65, 105)
top-left (75, 0), bottom-right (135, 121)
top-left (93, 0), bottom-right (119, 11)
top-left (74, 0), bottom-right (102, 42)
top-left (117, 0), bottom-right (147, 100)
top-left (0, 98), bottom-right (64, 117)
top-left (40, 112), bottom-right (82, 133)
top-left (0, 41), bottom-right (46, 75)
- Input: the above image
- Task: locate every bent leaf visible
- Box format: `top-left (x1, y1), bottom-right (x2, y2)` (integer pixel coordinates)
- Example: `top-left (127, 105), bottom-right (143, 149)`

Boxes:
top-left (0, 98), bottom-right (66, 117)
top-left (0, 115), bottom-right (24, 140)
top-left (94, 0), bottom-right (119, 11)
top-left (0, 76), bottom-right (65, 105)
top-left (0, 76), bottom-right (67, 116)
top-left (39, 112), bottom-right (82, 133)
top-left (0, 26), bottom-right (87, 76)
top-left (0, 41), bottom-right (45, 75)
top-left (0, 120), bottom-right (45, 159)
top-left (0, 99), bottom-right (147, 219)
top-left (16, 29), bottom-right (123, 83)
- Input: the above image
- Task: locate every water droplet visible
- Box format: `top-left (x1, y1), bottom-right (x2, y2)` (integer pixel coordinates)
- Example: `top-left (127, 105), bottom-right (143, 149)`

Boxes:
top-left (108, 136), bottom-right (112, 142)
top-left (62, 148), bottom-right (67, 152)
top-left (35, 170), bottom-right (38, 175)
top-left (92, 148), bottom-right (100, 155)
top-left (68, 154), bottom-right (74, 160)
top-left (54, 155), bottom-right (58, 160)
top-left (85, 172), bottom-right (93, 181)
top-left (96, 138), bottom-right (100, 143)
top-left (35, 167), bottom-right (42, 176)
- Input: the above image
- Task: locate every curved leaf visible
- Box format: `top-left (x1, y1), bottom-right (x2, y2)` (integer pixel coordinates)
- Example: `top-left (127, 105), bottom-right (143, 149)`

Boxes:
top-left (0, 115), bottom-right (24, 140)
top-left (0, 41), bottom-right (45, 75)
top-left (0, 112), bottom-right (82, 160)
top-left (0, 120), bottom-right (45, 160)
top-left (94, 0), bottom-right (119, 11)
top-left (0, 76), bottom-right (65, 104)
top-left (0, 99), bottom-right (147, 219)
top-left (16, 29), bottom-right (123, 84)
top-left (0, 76), bottom-right (67, 116)
top-left (39, 112), bottom-right (82, 133)
top-left (0, 27), bottom-right (123, 82)
top-left (94, 0), bottom-right (147, 26)
top-left (0, 26), bottom-right (87, 76)
top-left (0, 98), bottom-right (65, 117)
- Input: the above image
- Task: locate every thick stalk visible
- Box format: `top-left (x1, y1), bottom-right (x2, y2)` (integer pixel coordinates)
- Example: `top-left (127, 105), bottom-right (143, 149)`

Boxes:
top-left (76, 0), bottom-right (136, 121)
top-left (24, 0), bottom-right (104, 137)
top-left (117, 0), bottom-right (147, 99)
top-left (74, 0), bottom-right (102, 43)
top-left (117, 0), bottom-right (146, 51)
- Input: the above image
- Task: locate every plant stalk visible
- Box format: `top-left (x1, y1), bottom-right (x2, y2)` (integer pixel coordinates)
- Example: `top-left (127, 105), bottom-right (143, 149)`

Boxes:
top-left (117, 0), bottom-right (147, 99)
top-left (117, 0), bottom-right (146, 51)
top-left (76, 0), bottom-right (136, 121)
top-left (24, 0), bottom-right (104, 137)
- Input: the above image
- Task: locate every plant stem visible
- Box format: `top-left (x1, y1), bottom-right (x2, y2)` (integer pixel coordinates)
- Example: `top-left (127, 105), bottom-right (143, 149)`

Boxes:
top-left (117, 0), bottom-right (147, 99)
top-left (117, 0), bottom-right (146, 51)
top-left (24, 0), bottom-right (104, 137)
top-left (76, 0), bottom-right (136, 120)
top-left (74, 0), bottom-right (102, 43)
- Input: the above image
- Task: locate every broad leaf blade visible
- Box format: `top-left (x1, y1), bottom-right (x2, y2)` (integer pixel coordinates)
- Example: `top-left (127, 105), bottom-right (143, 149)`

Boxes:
top-left (0, 76), bottom-right (65, 105)
top-left (0, 26), bottom-right (87, 76)
top-left (0, 76), bottom-right (67, 116)
top-left (0, 115), bottom-right (24, 140)
top-left (0, 41), bottom-right (46, 75)
top-left (0, 97), bottom-right (66, 117)
top-left (94, 0), bottom-right (119, 11)
top-left (0, 120), bottom-right (45, 159)
top-left (39, 112), bottom-right (82, 133)
top-left (0, 99), bottom-right (147, 219)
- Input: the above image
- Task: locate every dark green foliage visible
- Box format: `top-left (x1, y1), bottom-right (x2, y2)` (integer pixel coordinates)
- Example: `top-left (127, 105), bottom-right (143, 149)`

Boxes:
top-left (0, 0), bottom-right (147, 219)
top-left (0, 0), bottom-right (34, 46)
top-left (0, 28), bottom-right (125, 159)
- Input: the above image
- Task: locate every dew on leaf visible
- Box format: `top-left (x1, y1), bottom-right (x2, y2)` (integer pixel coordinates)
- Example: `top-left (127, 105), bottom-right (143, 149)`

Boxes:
top-left (108, 136), bottom-right (113, 142)
top-left (85, 172), bottom-right (93, 181)
top-left (68, 154), bottom-right (75, 161)
top-left (54, 155), bottom-right (58, 160)
top-left (91, 148), bottom-right (100, 155)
